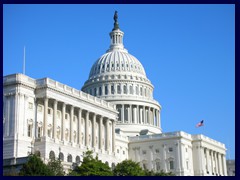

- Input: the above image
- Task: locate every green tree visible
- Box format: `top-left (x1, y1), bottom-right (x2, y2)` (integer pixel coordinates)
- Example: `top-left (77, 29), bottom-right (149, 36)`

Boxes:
top-left (19, 154), bottom-right (53, 176)
top-left (113, 159), bottom-right (145, 176)
top-left (69, 150), bottom-right (113, 176)
top-left (47, 158), bottom-right (65, 176)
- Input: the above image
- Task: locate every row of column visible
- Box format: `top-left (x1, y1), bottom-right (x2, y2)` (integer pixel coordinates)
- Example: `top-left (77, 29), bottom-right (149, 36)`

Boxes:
top-left (117, 104), bottom-right (160, 127)
top-left (202, 147), bottom-right (227, 176)
top-left (42, 97), bottom-right (115, 152)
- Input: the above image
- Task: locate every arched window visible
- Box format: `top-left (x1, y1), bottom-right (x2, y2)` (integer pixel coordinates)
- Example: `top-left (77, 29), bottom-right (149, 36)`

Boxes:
top-left (67, 154), bottom-right (72, 162)
top-left (105, 161), bottom-right (109, 167)
top-left (49, 151), bottom-right (55, 160)
top-left (140, 87), bottom-right (143, 96)
top-left (111, 163), bottom-right (116, 170)
top-left (76, 156), bottom-right (81, 164)
top-left (59, 152), bottom-right (64, 161)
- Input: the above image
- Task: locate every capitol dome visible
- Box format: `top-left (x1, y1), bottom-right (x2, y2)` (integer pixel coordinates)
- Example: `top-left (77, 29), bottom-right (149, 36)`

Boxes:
top-left (82, 11), bottom-right (162, 136)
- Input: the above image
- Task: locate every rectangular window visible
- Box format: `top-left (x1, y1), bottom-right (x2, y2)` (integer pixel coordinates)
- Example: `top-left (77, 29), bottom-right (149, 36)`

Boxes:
top-left (117, 85), bottom-right (121, 94)
top-left (28, 102), bottom-right (33, 109)
top-left (170, 161), bottom-right (174, 170)
top-left (27, 125), bottom-right (32, 137)
top-left (99, 87), bottom-right (102, 96)
top-left (130, 86), bottom-right (133, 94)
top-left (186, 161), bottom-right (189, 169)
top-left (169, 147), bottom-right (173, 152)
top-left (142, 150), bottom-right (146, 155)
top-left (37, 105), bottom-right (42, 112)
top-left (48, 108), bottom-right (51, 115)
top-left (105, 85), bottom-right (108, 95)
top-left (94, 88), bottom-right (97, 96)
top-left (124, 85), bottom-right (127, 94)
top-left (155, 149), bottom-right (160, 153)
top-left (57, 111), bottom-right (61, 119)
top-left (65, 114), bottom-right (68, 119)
top-left (37, 127), bottom-right (41, 138)
top-left (111, 85), bottom-right (114, 94)
top-left (123, 151), bottom-right (125, 155)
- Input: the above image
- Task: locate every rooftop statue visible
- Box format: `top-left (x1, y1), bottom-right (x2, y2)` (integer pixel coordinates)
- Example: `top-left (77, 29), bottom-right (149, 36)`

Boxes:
top-left (114, 11), bottom-right (118, 23)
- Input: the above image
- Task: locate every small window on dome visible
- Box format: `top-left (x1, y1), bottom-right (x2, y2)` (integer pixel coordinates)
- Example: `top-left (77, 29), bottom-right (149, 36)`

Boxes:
top-left (130, 86), bottom-right (133, 94)
top-left (112, 64), bottom-right (114, 68)
top-left (117, 64), bottom-right (119, 67)
top-left (126, 64), bottom-right (128, 68)
top-left (99, 87), bottom-right (102, 96)
top-left (107, 64), bottom-right (109, 68)
top-left (105, 85), bottom-right (108, 95)
top-left (122, 64), bottom-right (124, 67)
top-left (117, 85), bottom-right (121, 94)
top-left (111, 85), bottom-right (114, 94)
top-left (123, 85), bottom-right (127, 94)
top-left (136, 86), bottom-right (139, 95)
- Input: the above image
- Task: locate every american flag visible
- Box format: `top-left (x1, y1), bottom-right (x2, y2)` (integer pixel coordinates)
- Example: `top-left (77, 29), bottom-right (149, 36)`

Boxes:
top-left (196, 120), bottom-right (204, 127)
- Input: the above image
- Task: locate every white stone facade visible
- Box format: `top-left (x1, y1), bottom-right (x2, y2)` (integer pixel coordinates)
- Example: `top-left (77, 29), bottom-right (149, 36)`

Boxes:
top-left (3, 13), bottom-right (227, 176)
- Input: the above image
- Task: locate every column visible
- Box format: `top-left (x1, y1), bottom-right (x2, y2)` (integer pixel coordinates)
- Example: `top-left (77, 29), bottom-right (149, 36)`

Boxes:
top-left (148, 107), bottom-right (151, 125)
top-left (121, 104), bottom-right (124, 123)
top-left (129, 105), bottom-right (132, 123)
top-left (85, 111), bottom-right (89, 147)
top-left (70, 106), bottom-right (74, 143)
top-left (92, 113), bottom-right (96, 148)
top-left (112, 120), bottom-right (115, 152)
top-left (143, 106), bottom-right (146, 124)
top-left (210, 150), bottom-right (214, 175)
top-left (99, 116), bottom-right (103, 150)
top-left (222, 155), bottom-right (227, 176)
top-left (43, 97), bottom-right (48, 137)
top-left (53, 100), bottom-right (57, 139)
top-left (214, 152), bottom-right (218, 175)
top-left (206, 149), bottom-right (210, 174)
top-left (136, 105), bottom-right (139, 124)
top-left (128, 105), bottom-right (131, 123)
top-left (139, 106), bottom-right (142, 124)
top-left (201, 147), bottom-right (206, 175)
top-left (78, 108), bottom-right (82, 145)
top-left (61, 103), bottom-right (66, 141)
top-left (217, 153), bottom-right (222, 175)
top-left (133, 105), bottom-right (136, 123)
top-left (106, 118), bottom-right (109, 151)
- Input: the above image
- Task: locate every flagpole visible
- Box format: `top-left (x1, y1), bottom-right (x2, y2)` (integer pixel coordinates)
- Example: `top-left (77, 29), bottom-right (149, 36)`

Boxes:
top-left (23, 46), bottom-right (25, 75)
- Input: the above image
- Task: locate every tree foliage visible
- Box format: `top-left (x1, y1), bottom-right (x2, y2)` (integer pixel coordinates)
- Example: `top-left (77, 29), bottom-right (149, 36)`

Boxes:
top-left (144, 169), bottom-right (175, 176)
top-left (19, 154), bottom-right (53, 176)
top-left (68, 150), bottom-right (113, 176)
top-left (47, 158), bottom-right (65, 176)
top-left (113, 159), bottom-right (145, 176)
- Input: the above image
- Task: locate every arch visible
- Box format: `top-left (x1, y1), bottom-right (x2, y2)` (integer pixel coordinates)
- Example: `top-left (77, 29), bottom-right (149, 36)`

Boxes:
top-left (59, 152), bottom-right (64, 161)
top-left (49, 151), bottom-right (55, 160)
top-left (111, 162), bottom-right (116, 170)
top-left (67, 154), bottom-right (72, 162)
top-left (76, 156), bottom-right (81, 164)
top-left (105, 161), bottom-right (109, 167)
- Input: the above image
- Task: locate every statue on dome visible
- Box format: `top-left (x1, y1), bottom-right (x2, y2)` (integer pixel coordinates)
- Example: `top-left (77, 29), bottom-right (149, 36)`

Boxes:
top-left (114, 11), bottom-right (118, 23)
top-left (113, 11), bottom-right (119, 30)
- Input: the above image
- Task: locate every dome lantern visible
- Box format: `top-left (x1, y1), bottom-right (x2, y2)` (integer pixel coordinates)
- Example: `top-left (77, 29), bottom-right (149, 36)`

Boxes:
top-left (107, 11), bottom-right (127, 53)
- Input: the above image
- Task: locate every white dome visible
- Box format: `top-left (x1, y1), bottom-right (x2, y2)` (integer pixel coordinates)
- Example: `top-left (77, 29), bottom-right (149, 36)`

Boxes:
top-left (89, 51), bottom-right (146, 79)
top-left (82, 12), bottom-right (162, 136)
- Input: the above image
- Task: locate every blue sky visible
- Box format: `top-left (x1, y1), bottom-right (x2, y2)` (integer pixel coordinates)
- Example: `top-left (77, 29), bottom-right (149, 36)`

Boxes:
top-left (3, 4), bottom-right (235, 159)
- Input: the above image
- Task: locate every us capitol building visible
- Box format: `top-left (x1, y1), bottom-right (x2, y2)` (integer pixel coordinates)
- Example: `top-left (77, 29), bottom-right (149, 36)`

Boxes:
top-left (3, 12), bottom-right (227, 176)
